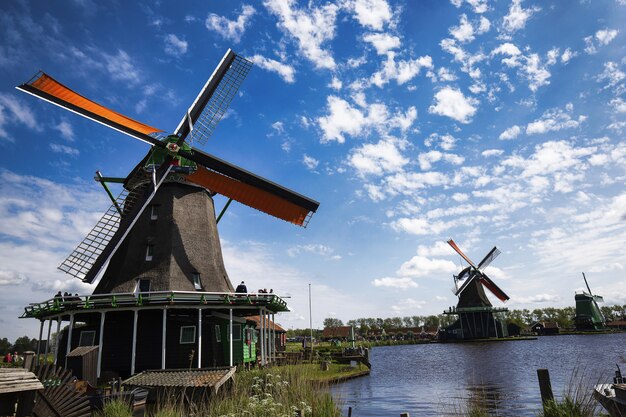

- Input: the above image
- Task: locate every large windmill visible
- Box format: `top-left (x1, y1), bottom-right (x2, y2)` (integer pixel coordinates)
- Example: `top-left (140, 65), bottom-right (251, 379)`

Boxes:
top-left (574, 272), bottom-right (606, 331)
top-left (440, 239), bottom-right (510, 340)
top-left (18, 50), bottom-right (319, 379)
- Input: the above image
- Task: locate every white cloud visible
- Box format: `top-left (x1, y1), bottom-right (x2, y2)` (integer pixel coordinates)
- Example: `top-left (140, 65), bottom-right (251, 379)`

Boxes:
top-left (264, 0), bottom-right (338, 70)
top-left (501, 0), bottom-right (540, 35)
top-left (482, 149), bottom-right (504, 157)
top-left (499, 125), bottom-right (521, 140)
top-left (348, 137), bottom-right (409, 177)
top-left (0, 94), bottom-right (39, 140)
top-left (102, 50), bottom-right (140, 84)
top-left (418, 150), bottom-right (464, 171)
top-left (596, 62), bottom-right (626, 91)
top-left (391, 217), bottom-right (451, 235)
top-left (450, 14), bottom-right (475, 43)
top-left (205, 4), bottom-right (255, 44)
top-left (450, 0), bottom-right (489, 13)
top-left (329, 76), bottom-right (342, 90)
top-left (49, 143), bottom-right (79, 156)
top-left (317, 96), bottom-right (416, 143)
top-left (370, 53), bottom-right (433, 87)
top-left (347, 0), bottom-right (393, 31)
top-left (561, 48), bottom-right (577, 63)
top-left (526, 104), bottom-right (586, 135)
top-left (303, 154), bottom-right (319, 170)
top-left (391, 298), bottom-right (426, 313)
top-left (397, 255), bottom-right (458, 277)
top-left (363, 32), bottom-right (400, 55)
top-left (425, 133), bottom-right (457, 151)
top-left (287, 244), bottom-right (339, 259)
top-left (0, 270), bottom-right (27, 286)
top-left (610, 97), bottom-right (626, 113)
top-left (371, 277), bottom-right (418, 289)
top-left (250, 54), bottom-right (296, 83)
top-left (53, 120), bottom-right (75, 141)
top-left (164, 34), bottom-right (188, 57)
top-left (428, 87), bottom-right (478, 123)
top-left (595, 28), bottom-right (619, 46)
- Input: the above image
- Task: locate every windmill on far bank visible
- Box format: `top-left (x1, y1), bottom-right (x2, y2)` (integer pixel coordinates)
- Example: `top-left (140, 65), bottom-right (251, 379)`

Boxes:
top-left (440, 239), bottom-right (510, 340)
top-left (17, 49), bottom-right (319, 380)
top-left (574, 272), bottom-right (606, 331)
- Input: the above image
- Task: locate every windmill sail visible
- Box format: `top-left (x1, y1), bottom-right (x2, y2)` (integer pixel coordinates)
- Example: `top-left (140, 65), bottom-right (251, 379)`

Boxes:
top-left (175, 50), bottom-right (253, 145)
top-left (447, 239), bottom-right (477, 267)
top-left (58, 185), bottom-right (146, 280)
top-left (477, 246), bottom-right (501, 270)
top-left (16, 72), bottom-right (163, 144)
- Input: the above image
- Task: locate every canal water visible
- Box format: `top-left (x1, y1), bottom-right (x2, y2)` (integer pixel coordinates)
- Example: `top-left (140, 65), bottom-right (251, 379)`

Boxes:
top-left (332, 333), bottom-right (626, 416)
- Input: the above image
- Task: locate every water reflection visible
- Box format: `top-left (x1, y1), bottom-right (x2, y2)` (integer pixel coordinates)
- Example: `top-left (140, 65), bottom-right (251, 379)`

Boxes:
top-left (332, 333), bottom-right (626, 416)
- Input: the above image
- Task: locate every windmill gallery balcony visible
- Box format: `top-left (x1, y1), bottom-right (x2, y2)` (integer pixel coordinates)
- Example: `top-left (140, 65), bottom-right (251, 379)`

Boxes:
top-left (21, 291), bottom-right (288, 380)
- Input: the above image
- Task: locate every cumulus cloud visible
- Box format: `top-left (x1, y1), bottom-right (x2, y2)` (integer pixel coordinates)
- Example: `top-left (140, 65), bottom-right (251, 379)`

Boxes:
top-left (370, 53), bottom-right (433, 87)
top-left (585, 28), bottom-right (619, 54)
top-left (287, 244), bottom-right (339, 259)
top-left (102, 50), bottom-right (140, 84)
top-left (347, 0), bottom-right (393, 30)
top-left (450, 0), bottom-right (489, 14)
top-left (205, 4), bottom-right (255, 43)
top-left (418, 150), bottom-right (464, 171)
top-left (303, 154), bottom-right (319, 170)
top-left (264, 0), bottom-right (338, 70)
top-left (317, 96), bottom-right (416, 143)
top-left (428, 87), bottom-right (478, 123)
top-left (363, 32), bottom-right (400, 55)
top-left (371, 277), bottom-right (418, 289)
top-left (396, 255), bottom-right (458, 277)
top-left (348, 137), bottom-right (409, 177)
top-left (251, 54), bottom-right (296, 83)
top-left (54, 120), bottom-right (75, 141)
top-left (525, 104), bottom-right (587, 135)
top-left (0, 94), bottom-right (39, 140)
top-left (501, 0), bottom-right (540, 36)
top-left (499, 125), bottom-right (521, 140)
top-left (164, 34), bottom-right (188, 57)
top-left (449, 14), bottom-right (490, 43)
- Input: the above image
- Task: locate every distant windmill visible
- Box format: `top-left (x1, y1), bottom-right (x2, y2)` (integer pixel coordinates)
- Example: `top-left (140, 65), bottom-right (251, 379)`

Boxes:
top-left (18, 49), bottom-right (319, 379)
top-left (574, 272), bottom-right (606, 331)
top-left (440, 239), bottom-right (510, 340)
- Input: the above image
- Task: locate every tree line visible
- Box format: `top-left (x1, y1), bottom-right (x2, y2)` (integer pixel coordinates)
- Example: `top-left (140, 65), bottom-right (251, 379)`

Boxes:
top-left (316, 304), bottom-right (626, 334)
top-left (0, 336), bottom-right (39, 356)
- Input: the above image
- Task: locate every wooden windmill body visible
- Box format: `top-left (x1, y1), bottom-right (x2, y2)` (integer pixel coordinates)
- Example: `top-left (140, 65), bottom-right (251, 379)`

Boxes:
top-left (440, 240), bottom-right (510, 340)
top-left (574, 273), bottom-right (606, 331)
top-left (17, 50), bottom-right (319, 380)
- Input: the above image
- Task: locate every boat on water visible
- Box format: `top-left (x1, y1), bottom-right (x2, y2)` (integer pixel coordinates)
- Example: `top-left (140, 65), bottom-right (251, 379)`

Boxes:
top-left (594, 365), bottom-right (626, 417)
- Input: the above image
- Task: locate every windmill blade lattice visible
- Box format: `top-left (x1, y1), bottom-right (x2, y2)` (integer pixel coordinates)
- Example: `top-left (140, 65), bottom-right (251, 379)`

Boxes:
top-left (178, 52), bottom-right (253, 145)
top-left (477, 246), bottom-right (501, 270)
top-left (58, 184), bottom-right (146, 280)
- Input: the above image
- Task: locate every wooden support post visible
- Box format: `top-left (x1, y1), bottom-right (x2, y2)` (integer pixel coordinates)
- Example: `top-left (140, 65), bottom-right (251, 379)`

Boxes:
top-left (36, 320), bottom-right (44, 364)
top-left (537, 368), bottom-right (554, 405)
top-left (162, 309), bottom-right (167, 369)
top-left (97, 312), bottom-right (105, 379)
top-left (44, 319), bottom-right (52, 359)
top-left (53, 317), bottom-right (61, 365)
top-left (131, 309), bottom-right (138, 375)
top-left (65, 313), bottom-right (74, 368)
top-left (229, 308), bottom-right (233, 367)
top-left (198, 308), bottom-right (202, 368)
top-left (400, 413), bottom-right (410, 417)
top-left (347, 407), bottom-right (352, 417)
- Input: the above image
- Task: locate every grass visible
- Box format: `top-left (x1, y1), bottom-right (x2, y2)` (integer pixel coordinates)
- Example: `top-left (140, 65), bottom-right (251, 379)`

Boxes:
top-left (97, 365), bottom-right (345, 417)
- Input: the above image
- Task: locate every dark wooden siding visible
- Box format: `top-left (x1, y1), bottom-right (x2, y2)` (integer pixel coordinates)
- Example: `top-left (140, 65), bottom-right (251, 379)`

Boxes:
top-left (101, 311), bottom-right (133, 378)
top-left (165, 309), bottom-right (198, 369)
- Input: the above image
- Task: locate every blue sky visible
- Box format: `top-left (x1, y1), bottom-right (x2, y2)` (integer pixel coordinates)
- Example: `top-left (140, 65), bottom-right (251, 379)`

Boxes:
top-left (1, 0), bottom-right (625, 341)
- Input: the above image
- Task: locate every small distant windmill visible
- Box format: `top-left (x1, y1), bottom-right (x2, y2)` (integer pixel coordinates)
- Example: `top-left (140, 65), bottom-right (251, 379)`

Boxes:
top-left (574, 272), bottom-right (606, 331)
top-left (17, 50), bottom-right (319, 378)
top-left (440, 239), bottom-right (510, 340)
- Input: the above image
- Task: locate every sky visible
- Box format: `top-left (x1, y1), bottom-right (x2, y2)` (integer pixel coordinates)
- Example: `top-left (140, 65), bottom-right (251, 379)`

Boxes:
top-left (0, 0), bottom-right (625, 342)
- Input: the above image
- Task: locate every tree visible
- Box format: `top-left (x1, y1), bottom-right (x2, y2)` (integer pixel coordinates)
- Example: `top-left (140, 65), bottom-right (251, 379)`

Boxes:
top-left (12, 336), bottom-right (36, 353)
top-left (322, 318), bottom-right (343, 329)
top-left (0, 338), bottom-right (11, 355)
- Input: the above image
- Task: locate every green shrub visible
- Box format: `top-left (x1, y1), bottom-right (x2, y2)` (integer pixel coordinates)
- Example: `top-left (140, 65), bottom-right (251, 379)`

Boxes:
top-left (93, 399), bottom-right (132, 417)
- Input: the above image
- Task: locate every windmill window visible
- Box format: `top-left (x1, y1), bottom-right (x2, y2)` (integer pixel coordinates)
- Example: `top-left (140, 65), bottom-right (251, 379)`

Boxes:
top-left (135, 279), bottom-right (150, 294)
top-left (78, 330), bottom-right (96, 347)
top-left (192, 273), bottom-right (202, 290)
top-left (215, 325), bottom-right (221, 342)
top-left (227, 324), bottom-right (241, 341)
top-left (150, 205), bottom-right (159, 220)
top-left (145, 245), bottom-right (154, 261)
top-left (180, 326), bottom-right (196, 344)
